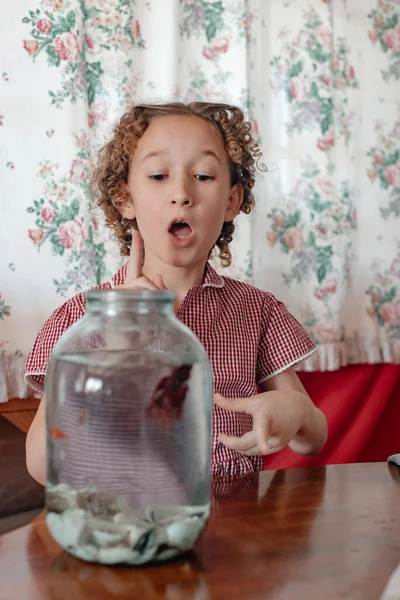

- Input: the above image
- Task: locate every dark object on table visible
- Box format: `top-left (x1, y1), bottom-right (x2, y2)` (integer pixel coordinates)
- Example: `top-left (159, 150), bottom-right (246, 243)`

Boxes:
top-left (388, 453), bottom-right (400, 466)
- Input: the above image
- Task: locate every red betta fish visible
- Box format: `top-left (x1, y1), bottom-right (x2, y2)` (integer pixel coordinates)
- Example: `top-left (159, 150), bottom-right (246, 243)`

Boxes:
top-left (145, 364), bottom-right (192, 426)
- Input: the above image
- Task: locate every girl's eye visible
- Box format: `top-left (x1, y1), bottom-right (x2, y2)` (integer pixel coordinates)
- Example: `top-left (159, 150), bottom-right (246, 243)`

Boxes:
top-left (195, 174), bottom-right (214, 182)
top-left (150, 174), bottom-right (168, 182)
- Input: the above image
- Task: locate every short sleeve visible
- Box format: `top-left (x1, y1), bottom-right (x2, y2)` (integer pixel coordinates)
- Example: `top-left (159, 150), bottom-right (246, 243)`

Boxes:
top-left (24, 295), bottom-right (86, 395)
top-left (256, 294), bottom-right (317, 385)
top-left (24, 270), bottom-right (124, 395)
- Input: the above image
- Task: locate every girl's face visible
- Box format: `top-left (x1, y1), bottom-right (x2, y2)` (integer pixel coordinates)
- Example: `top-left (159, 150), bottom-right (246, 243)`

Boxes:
top-left (122, 114), bottom-right (243, 270)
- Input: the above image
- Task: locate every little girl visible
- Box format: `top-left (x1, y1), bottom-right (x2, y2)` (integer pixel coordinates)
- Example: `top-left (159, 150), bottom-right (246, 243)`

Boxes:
top-left (25, 101), bottom-right (327, 484)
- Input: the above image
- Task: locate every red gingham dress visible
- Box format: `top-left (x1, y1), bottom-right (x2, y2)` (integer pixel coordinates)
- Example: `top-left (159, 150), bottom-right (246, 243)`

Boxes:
top-left (25, 262), bottom-right (316, 477)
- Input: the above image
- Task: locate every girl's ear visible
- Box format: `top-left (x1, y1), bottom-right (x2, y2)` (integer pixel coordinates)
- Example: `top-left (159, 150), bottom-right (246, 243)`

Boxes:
top-left (225, 184), bottom-right (244, 222)
top-left (116, 184), bottom-right (136, 219)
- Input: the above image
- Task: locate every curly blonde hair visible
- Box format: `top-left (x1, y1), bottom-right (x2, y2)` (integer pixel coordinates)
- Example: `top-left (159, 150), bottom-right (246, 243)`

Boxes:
top-left (92, 101), bottom-right (265, 267)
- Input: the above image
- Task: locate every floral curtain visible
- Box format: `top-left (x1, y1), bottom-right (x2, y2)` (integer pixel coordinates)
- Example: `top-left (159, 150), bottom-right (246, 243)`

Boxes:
top-left (0, 0), bottom-right (399, 402)
top-left (250, 0), bottom-right (400, 369)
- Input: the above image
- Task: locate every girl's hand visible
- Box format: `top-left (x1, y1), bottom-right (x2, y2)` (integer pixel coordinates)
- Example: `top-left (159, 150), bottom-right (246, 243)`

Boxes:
top-left (214, 385), bottom-right (326, 457)
top-left (114, 231), bottom-right (166, 292)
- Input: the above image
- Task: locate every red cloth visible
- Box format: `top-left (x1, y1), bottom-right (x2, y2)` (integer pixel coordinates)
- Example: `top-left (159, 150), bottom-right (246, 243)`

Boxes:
top-left (263, 364), bottom-right (400, 469)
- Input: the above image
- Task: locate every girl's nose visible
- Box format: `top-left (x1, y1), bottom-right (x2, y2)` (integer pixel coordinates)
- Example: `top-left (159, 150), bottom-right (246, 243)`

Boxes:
top-left (169, 179), bottom-right (193, 206)
top-left (170, 195), bottom-right (192, 206)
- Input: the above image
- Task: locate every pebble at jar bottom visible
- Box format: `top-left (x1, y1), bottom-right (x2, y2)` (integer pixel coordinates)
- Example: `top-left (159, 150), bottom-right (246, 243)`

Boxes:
top-left (46, 483), bottom-right (210, 565)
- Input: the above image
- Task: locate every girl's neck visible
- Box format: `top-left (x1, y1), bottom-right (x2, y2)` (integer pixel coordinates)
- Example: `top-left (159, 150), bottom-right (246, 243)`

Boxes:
top-left (142, 257), bottom-right (207, 307)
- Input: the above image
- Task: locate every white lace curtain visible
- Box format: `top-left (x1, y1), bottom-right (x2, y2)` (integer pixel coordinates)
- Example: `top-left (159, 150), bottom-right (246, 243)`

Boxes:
top-left (1, 0), bottom-right (399, 401)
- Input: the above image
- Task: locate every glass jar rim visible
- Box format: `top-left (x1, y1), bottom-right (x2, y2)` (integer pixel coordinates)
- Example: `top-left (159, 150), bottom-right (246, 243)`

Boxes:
top-left (86, 289), bottom-right (176, 303)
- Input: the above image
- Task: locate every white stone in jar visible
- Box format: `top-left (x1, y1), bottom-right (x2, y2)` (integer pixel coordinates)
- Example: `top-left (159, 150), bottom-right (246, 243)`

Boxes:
top-left (166, 517), bottom-right (204, 551)
top-left (98, 546), bottom-right (137, 565)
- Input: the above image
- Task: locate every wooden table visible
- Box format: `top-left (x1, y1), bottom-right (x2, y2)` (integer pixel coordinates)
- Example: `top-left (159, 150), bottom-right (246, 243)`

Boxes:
top-left (1, 462), bottom-right (400, 600)
top-left (0, 397), bottom-right (39, 433)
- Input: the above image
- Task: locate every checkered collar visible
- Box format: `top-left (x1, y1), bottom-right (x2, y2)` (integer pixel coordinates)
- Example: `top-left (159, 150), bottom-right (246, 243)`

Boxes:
top-left (202, 262), bottom-right (225, 289)
top-left (112, 261), bottom-right (224, 289)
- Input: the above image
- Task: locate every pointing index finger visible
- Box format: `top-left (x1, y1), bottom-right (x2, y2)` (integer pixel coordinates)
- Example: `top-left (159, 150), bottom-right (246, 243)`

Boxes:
top-left (126, 230), bottom-right (144, 282)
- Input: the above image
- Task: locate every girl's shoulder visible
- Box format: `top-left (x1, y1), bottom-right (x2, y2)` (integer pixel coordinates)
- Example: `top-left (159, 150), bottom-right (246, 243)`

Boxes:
top-left (220, 275), bottom-right (282, 311)
top-left (56, 263), bottom-right (127, 322)
top-left (25, 266), bottom-right (126, 394)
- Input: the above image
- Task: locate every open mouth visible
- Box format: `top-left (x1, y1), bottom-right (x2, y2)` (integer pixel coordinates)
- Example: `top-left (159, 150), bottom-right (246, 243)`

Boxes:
top-left (169, 221), bottom-right (192, 239)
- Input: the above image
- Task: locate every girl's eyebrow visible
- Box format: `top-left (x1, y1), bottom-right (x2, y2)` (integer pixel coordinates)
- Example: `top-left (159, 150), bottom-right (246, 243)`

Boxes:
top-left (199, 150), bottom-right (222, 164)
top-left (140, 150), bottom-right (166, 164)
top-left (140, 149), bottom-right (222, 164)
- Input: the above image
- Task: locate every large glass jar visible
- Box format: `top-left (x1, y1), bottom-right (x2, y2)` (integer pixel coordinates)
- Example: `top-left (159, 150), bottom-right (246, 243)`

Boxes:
top-left (45, 290), bottom-right (213, 565)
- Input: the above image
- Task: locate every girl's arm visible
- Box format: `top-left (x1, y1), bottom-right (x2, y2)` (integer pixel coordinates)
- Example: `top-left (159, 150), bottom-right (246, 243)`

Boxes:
top-left (26, 394), bottom-right (46, 485)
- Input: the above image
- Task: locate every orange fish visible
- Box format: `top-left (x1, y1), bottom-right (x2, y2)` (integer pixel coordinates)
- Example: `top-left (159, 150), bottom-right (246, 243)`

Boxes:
top-left (49, 427), bottom-right (68, 441)
top-left (79, 409), bottom-right (88, 425)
